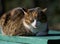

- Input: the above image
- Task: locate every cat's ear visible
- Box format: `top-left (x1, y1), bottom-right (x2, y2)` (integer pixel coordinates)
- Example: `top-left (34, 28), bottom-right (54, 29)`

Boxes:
top-left (34, 7), bottom-right (47, 12)
top-left (22, 8), bottom-right (28, 15)
top-left (41, 8), bottom-right (47, 12)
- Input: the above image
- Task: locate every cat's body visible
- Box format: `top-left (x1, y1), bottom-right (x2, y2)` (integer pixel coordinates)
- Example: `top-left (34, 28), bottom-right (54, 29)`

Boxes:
top-left (0, 7), bottom-right (48, 36)
top-left (0, 7), bottom-right (34, 36)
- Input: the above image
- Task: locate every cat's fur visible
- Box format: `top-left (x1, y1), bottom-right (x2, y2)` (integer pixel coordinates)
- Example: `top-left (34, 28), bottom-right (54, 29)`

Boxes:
top-left (0, 7), bottom-right (48, 36)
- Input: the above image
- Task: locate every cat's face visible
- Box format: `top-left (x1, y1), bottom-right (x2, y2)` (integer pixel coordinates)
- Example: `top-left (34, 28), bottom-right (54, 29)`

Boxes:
top-left (23, 7), bottom-right (47, 29)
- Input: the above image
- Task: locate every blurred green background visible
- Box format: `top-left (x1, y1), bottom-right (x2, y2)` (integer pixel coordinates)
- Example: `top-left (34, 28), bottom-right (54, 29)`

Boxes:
top-left (0, 0), bottom-right (60, 30)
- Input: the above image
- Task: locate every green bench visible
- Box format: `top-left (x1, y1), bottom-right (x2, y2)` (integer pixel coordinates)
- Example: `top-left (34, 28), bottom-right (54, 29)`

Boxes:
top-left (0, 29), bottom-right (60, 44)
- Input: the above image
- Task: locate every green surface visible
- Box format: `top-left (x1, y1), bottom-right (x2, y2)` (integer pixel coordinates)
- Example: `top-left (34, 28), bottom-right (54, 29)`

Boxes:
top-left (0, 41), bottom-right (21, 44)
top-left (0, 30), bottom-right (60, 44)
top-left (0, 34), bottom-right (60, 44)
top-left (48, 29), bottom-right (60, 34)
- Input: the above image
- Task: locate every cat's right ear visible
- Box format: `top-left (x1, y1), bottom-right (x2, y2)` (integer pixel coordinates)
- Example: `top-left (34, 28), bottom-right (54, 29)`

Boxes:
top-left (41, 8), bottom-right (47, 12)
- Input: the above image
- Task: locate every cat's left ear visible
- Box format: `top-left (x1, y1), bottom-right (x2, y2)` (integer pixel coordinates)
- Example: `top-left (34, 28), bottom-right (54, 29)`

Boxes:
top-left (41, 8), bottom-right (47, 12)
top-left (35, 7), bottom-right (47, 13)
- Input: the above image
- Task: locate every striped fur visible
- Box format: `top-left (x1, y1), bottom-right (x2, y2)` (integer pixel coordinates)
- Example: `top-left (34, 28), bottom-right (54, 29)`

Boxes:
top-left (0, 7), bottom-right (48, 36)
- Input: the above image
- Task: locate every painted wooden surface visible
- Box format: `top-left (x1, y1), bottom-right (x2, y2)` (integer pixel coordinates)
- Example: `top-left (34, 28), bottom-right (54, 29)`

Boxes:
top-left (0, 30), bottom-right (60, 44)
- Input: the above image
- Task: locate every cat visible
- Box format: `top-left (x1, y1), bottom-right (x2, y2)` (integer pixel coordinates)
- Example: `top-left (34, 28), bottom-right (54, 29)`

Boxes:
top-left (0, 7), bottom-right (48, 36)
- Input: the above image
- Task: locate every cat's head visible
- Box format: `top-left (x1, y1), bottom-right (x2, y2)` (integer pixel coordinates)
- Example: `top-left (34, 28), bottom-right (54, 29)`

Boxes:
top-left (23, 7), bottom-right (47, 29)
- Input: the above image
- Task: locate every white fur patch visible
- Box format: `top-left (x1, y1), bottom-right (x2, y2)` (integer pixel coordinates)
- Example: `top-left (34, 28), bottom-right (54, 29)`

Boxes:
top-left (31, 20), bottom-right (37, 28)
